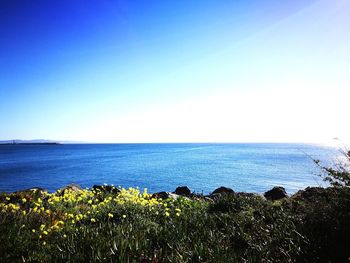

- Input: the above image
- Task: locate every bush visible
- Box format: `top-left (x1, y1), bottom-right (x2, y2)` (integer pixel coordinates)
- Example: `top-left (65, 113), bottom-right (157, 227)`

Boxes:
top-left (314, 148), bottom-right (350, 187)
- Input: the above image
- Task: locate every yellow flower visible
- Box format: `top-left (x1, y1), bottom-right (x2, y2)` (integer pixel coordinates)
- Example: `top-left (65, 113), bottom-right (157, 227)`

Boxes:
top-left (32, 229), bottom-right (36, 233)
top-left (22, 210), bottom-right (27, 215)
top-left (91, 218), bottom-right (96, 223)
top-left (176, 212), bottom-right (180, 217)
top-left (165, 212), bottom-right (170, 217)
top-left (175, 208), bottom-right (181, 212)
top-left (88, 200), bottom-right (93, 204)
top-left (5, 197), bottom-right (10, 201)
top-left (122, 214), bottom-right (126, 218)
top-left (63, 234), bottom-right (67, 238)
top-left (22, 198), bottom-right (27, 203)
top-left (42, 241), bottom-right (46, 245)
top-left (43, 230), bottom-right (48, 235)
top-left (108, 213), bottom-right (113, 218)
top-left (40, 224), bottom-right (46, 230)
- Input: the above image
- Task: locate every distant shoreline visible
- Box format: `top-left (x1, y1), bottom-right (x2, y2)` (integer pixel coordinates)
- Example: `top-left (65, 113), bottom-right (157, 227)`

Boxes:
top-left (0, 142), bottom-right (60, 145)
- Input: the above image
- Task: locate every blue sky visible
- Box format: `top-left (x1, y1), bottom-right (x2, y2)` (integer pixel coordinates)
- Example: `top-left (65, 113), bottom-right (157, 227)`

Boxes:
top-left (1, 0), bottom-right (349, 143)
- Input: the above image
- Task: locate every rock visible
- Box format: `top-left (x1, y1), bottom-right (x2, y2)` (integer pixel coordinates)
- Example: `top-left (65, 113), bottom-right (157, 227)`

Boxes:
top-left (57, 183), bottom-right (83, 196)
top-left (14, 187), bottom-right (46, 194)
top-left (291, 187), bottom-right (332, 202)
top-left (92, 185), bottom-right (120, 195)
top-left (211, 186), bottom-right (234, 195)
top-left (174, 186), bottom-right (191, 196)
top-left (264, 186), bottom-right (288, 201)
top-left (152, 191), bottom-right (187, 200)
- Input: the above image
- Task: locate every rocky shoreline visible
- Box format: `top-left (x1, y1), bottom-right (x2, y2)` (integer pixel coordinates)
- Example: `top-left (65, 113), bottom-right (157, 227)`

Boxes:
top-left (14, 183), bottom-right (334, 204)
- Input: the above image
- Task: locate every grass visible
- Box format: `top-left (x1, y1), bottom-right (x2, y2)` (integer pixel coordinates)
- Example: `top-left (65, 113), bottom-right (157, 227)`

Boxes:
top-left (0, 185), bottom-right (349, 262)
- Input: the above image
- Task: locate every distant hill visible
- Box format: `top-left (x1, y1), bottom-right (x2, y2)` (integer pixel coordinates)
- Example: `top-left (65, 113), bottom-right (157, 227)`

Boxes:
top-left (0, 139), bottom-right (60, 145)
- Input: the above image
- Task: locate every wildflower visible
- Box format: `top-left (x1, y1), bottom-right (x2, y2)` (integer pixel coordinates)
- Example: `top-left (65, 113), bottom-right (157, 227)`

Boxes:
top-left (42, 241), bottom-right (46, 245)
top-left (22, 210), bottom-right (27, 215)
top-left (91, 218), bottom-right (96, 223)
top-left (175, 208), bottom-right (181, 212)
top-left (88, 200), bottom-right (93, 204)
top-left (63, 234), bottom-right (67, 238)
top-left (108, 213), bottom-right (113, 218)
top-left (43, 230), bottom-right (48, 235)
top-left (32, 229), bottom-right (36, 233)
top-left (5, 197), bottom-right (10, 201)
top-left (22, 198), bottom-right (27, 203)
top-left (176, 212), bottom-right (180, 217)
top-left (122, 214), bottom-right (126, 218)
top-left (165, 212), bottom-right (170, 217)
top-left (40, 224), bottom-right (46, 230)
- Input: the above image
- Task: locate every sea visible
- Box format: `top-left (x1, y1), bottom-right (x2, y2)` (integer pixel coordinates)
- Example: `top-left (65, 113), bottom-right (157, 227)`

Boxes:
top-left (0, 143), bottom-right (339, 194)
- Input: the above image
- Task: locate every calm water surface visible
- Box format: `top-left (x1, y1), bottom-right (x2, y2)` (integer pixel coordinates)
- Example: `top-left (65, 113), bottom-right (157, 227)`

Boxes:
top-left (0, 143), bottom-right (338, 194)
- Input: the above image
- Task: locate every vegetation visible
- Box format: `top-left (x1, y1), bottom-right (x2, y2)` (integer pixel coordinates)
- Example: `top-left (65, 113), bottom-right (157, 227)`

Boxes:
top-left (314, 148), bottom-right (350, 187)
top-left (1, 183), bottom-right (349, 262)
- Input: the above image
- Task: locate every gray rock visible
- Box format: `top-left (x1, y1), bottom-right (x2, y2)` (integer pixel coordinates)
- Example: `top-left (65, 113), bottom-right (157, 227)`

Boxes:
top-left (152, 191), bottom-right (188, 200)
top-left (211, 186), bottom-right (235, 195)
top-left (174, 186), bottom-right (191, 196)
top-left (264, 186), bottom-right (288, 201)
top-left (14, 187), bottom-right (46, 194)
top-left (57, 183), bottom-right (83, 196)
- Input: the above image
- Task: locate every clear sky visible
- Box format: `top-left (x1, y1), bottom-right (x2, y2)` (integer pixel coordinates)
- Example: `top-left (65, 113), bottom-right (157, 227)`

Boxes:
top-left (1, 0), bottom-right (349, 143)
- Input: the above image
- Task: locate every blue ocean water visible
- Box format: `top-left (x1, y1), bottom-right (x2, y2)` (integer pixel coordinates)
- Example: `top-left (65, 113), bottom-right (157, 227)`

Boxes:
top-left (0, 143), bottom-right (338, 194)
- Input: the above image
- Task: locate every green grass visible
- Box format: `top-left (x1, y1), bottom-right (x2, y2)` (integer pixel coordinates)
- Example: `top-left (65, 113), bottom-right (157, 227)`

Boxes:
top-left (0, 186), bottom-right (349, 262)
